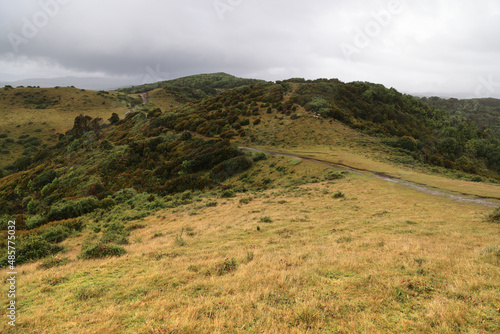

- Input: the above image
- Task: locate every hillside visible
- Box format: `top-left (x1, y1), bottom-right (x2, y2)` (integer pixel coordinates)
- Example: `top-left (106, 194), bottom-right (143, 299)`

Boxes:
top-left (117, 72), bottom-right (266, 95)
top-left (0, 86), bottom-right (133, 168)
top-left (0, 75), bottom-right (499, 333)
top-left (421, 96), bottom-right (500, 139)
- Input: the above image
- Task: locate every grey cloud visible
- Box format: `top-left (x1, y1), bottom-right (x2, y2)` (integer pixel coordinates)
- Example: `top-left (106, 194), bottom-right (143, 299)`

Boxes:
top-left (0, 0), bottom-right (499, 97)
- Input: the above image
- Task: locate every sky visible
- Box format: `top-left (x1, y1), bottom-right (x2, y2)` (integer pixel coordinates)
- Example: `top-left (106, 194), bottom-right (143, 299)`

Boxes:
top-left (1, 0), bottom-right (500, 98)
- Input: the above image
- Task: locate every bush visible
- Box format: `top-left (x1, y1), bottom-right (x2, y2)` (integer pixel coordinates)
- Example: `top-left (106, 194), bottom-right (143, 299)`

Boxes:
top-left (180, 131), bottom-right (192, 141)
top-left (101, 222), bottom-right (129, 245)
top-left (487, 208), bottom-right (500, 223)
top-left (332, 191), bottom-right (345, 199)
top-left (0, 234), bottom-right (63, 267)
top-left (99, 197), bottom-right (116, 210)
top-left (42, 225), bottom-right (71, 243)
top-left (33, 170), bottom-right (57, 190)
top-left (26, 215), bottom-right (47, 229)
top-left (112, 188), bottom-right (137, 203)
top-left (47, 197), bottom-right (98, 221)
top-left (215, 258), bottom-right (238, 276)
top-left (210, 156), bottom-right (253, 181)
top-left (78, 234), bottom-right (126, 259)
top-left (38, 255), bottom-right (69, 269)
top-left (220, 190), bottom-right (236, 198)
top-left (251, 152), bottom-right (268, 162)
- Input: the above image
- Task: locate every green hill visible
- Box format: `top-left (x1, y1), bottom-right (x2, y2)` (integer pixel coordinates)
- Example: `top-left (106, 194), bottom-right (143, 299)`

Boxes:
top-left (421, 96), bottom-right (500, 139)
top-left (117, 72), bottom-right (266, 95)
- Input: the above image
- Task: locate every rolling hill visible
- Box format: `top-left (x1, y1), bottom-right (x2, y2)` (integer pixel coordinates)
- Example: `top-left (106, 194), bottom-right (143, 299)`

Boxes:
top-left (0, 73), bottom-right (499, 333)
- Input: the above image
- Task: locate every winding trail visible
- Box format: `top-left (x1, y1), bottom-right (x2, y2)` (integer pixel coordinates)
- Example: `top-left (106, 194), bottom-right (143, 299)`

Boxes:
top-left (240, 146), bottom-right (500, 208)
top-left (125, 92), bottom-right (149, 115)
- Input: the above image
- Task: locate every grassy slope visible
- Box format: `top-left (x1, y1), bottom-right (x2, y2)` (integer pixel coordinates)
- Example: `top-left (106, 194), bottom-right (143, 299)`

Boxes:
top-left (0, 156), bottom-right (498, 333)
top-left (0, 87), bottom-right (129, 168)
top-left (236, 108), bottom-right (500, 200)
top-left (0, 82), bottom-right (499, 333)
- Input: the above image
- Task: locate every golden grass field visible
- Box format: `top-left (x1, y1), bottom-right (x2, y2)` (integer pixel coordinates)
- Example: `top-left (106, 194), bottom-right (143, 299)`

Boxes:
top-left (1, 153), bottom-right (499, 333)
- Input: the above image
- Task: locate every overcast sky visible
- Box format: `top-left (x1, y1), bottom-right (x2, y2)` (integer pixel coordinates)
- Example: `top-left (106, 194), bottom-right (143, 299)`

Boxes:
top-left (1, 0), bottom-right (500, 97)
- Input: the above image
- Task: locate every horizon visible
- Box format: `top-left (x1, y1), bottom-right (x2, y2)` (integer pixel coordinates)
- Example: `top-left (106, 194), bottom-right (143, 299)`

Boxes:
top-left (0, 72), bottom-right (497, 100)
top-left (1, 1), bottom-right (500, 99)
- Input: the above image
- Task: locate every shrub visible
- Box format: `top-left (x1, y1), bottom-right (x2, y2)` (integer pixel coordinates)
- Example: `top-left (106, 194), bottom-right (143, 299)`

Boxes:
top-left (112, 188), bottom-right (137, 203)
top-left (47, 197), bottom-right (98, 221)
top-left (325, 171), bottom-right (346, 180)
top-left (0, 234), bottom-right (63, 267)
top-left (79, 235), bottom-right (126, 259)
top-left (180, 131), bottom-right (192, 141)
top-left (99, 198), bottom-right (116, 210)
top-left (210, 156), bottom-right (253, 181)
top-left (42, 224), bottom-right (71, 243)
top-left (215, 258), bottom-right (238, 275)
top-left (34, 170), bottom-right (57, 190)
top-left (38, 256), bottom-right (70, 269)
top-left (101, 222), bottom-right (129, 245)
top-left (251, 152), bottom-right (268, 162)
top-left (332, 191), bottom-right (345, 199)
top-left (220, 190), bottom-right (236, 198)
top-left (26, 215), bottom-right (48, 229)
top-left (487, 208), bottom-right (500, 223)
top-left (260, 216), bottom-right (273, 223)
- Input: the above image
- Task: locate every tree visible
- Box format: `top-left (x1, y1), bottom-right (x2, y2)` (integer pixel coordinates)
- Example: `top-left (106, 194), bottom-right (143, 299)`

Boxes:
top-left (108, 113), bottom-right (120, 124)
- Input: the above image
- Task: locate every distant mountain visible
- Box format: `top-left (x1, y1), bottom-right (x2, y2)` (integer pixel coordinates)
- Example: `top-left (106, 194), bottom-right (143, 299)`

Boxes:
top-left (0, 76), bottom-right (140, 91)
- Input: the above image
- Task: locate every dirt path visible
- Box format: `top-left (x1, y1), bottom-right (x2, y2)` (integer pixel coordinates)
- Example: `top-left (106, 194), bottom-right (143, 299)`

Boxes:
top-left (240, 146), bottom-right (500, 208)
top-left (125, 93), bottom-right (149, 115)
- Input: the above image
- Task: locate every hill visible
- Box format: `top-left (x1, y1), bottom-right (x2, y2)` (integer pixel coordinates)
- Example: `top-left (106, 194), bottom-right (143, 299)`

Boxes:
top-left (117, 72), bottom-right (266, 95)
top-left (0, 86), bottom-right (136, 168)
top-left (421, 96), bottom-right (500, 139)
top-left (0, 75), bottom-right (499, 333)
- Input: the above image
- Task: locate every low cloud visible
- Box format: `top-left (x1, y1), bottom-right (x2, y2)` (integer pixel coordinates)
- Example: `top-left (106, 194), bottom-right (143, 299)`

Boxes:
top-left (0, 0), bottom-right (499, 97)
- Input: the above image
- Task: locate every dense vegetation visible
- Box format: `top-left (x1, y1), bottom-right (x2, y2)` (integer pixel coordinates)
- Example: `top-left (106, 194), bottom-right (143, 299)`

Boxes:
top-left (421, 96), bottom-right (500, 139)
top-left (1, 73), bottom-right (500, 267)
top-left (285, 79), bottom-right (500, 176)
top-left (117, 72), bottom-right (265, 95)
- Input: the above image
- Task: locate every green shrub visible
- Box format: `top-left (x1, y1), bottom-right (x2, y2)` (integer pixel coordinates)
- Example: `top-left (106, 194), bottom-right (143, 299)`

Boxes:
top-left (215, 258), bottom-right (238, 275)
top-left (38, 256), bottom-right (70, 269)
top-left (332, 191), bottom-right (345, 199)
top-left (260, 216), bottom-right (273, 223)
top-left (0, 234), bottom-right (63, 267)
top-left (101, 222), bottom-right (130, 245)
top-left (99, 198), bottom-right (116, 210)
top-left (78, 234), bottom-right (126, 259)
top-left (33, 170), bottom-right (57, 190)
top-left (220, 190), bottom-right (236, 198)
top-left (487, 208), bottom-right (500, 223)
top-left (26, 215), bottom-right (47, 229)
top-left (112, 188), bottom-right (137, 203)
top-left (325, 171), bottom-right (346, 180)
top-left (47, 197), bottom-right (98, 221)
top-left (210, 156), bottom-right (253, 181)
top-left (250, 152), bottom-right (268, 162)
top-left (42, 225), bottom-right (71, 243)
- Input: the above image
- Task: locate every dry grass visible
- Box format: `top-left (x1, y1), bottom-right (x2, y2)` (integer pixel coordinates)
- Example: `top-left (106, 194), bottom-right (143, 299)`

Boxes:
top-left (0, 87), bottom-right (128, 167)
top-left (1, 160), bottom-right (499, 333)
